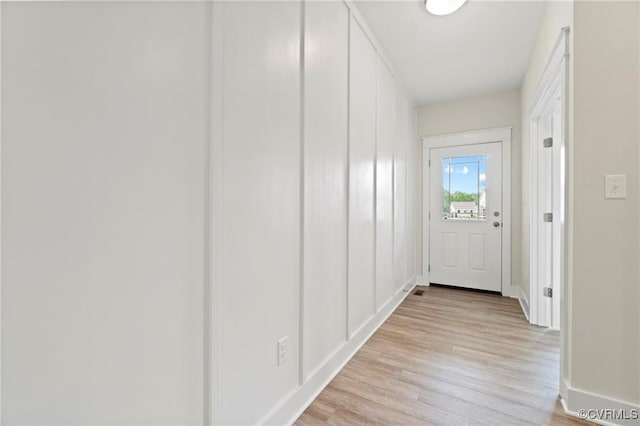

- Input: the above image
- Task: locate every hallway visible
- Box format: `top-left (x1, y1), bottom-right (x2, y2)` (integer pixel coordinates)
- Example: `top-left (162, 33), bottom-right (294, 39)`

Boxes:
top-left (296, 286), bottom-right (590, 425)
top-left (2, 2), bottom-right (639, 424)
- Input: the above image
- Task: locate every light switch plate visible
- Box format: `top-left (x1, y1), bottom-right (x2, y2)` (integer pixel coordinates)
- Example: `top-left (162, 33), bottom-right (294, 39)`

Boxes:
top-left (605, 174), bottom-right (627, 199)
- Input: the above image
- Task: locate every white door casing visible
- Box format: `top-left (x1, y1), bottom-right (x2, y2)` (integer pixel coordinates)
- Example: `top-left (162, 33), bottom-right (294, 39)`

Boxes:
top-left (429, 142), bottom-right (502, 292)
top-left (535, 109), bottom-right (553, 327)
top-left (551, 100), bottom-right (563, 330)
top-left (529, 27), bottom-right (569, 331)
top-left (422, 128), bottom-right (512, 296)
top-left (531, 81), bottom-right (564, 329)
top-left (528, 27), bottom-right (569, 402)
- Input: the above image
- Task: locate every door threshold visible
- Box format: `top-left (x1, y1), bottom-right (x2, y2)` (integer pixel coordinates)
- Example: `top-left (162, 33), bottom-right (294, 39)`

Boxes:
top-left (429, 283), bottom-right (501, 296)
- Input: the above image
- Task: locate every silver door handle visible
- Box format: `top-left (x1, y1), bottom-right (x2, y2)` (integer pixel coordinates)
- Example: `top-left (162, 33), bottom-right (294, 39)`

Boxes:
top-left (493, 221), bottom-right (501, 228)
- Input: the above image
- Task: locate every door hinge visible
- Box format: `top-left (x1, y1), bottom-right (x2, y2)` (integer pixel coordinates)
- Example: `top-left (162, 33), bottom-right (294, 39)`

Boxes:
top-left (428, 159), bottom-right (431, 167)
top-left (543, 287), bottom-right (553, 298)
top-left (428, 265), bottom-right (431, 273)
top-left (543, 137), bottom-right (553, 148)
top-left (543, 212), bottom-right (553, 223)
top-left (428, 212), bottom-right (431, 220)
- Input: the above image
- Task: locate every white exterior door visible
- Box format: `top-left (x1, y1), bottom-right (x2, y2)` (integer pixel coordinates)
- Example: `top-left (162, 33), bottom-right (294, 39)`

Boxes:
top-left (429, 142), bottom-right (503, 292)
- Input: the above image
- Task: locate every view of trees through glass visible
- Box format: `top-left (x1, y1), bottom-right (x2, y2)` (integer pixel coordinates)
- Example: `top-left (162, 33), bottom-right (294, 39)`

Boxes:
top-left (442, 155), bottom-right (487, 220)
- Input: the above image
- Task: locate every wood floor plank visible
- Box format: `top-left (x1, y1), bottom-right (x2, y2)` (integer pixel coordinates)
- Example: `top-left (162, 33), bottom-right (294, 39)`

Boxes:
top-left (328, 374), bottom-right (471, 425)
top-left (294, 286), bottom-right (592, 426)
top-left (317, 386), bottom-right (427, 425)
top-left (326, 409), bottom-right (386, 426)
top-left (304, 399), bottom-right (337, 422)
top-left (296, 412), bottom-right (329, 426)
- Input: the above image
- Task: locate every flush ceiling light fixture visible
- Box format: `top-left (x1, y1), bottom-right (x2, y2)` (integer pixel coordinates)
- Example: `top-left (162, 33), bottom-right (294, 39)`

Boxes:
top-left (425, 0), bottom-right (468, 16)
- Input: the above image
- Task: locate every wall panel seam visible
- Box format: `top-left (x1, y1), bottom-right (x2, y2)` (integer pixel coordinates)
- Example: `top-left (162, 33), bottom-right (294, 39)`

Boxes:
top-left (0, 2), bottom-right (3, 422)
top-left (372, 54), bottom-right (378, 315)
top-left (203, 2), bottom-right (213, 424)
top-left (298, 0), bottom-right (306, 387)
top-left (345, 8), bottom-right (352, 342)
top-left (209, 2), bottom-right (225, 422)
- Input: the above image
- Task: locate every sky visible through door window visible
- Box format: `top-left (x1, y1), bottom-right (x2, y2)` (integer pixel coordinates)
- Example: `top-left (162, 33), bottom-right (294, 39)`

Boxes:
top-left (442, 155), bottom-right (487, 220)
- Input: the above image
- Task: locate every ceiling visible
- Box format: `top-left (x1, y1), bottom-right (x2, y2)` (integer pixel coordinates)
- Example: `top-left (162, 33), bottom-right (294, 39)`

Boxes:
top-left (355, 0), bottom-right (546, 105)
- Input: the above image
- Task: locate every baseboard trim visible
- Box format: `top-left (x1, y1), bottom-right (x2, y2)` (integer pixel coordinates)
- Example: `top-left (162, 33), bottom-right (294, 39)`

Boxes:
top-left (560, 377), bottom-right (569, 401)
top-left (562, 379), bottom-right (640, 426)
top-left (261, 279), bottom-right (416, 425)
top-left (415, 274), bottom-right (429, 286)
top-left (403, 275), bottom-right (416, 292)
top-left (394, 284), bottom-right (405, 297)
top-left (517, 286), bottom-right (530, 322)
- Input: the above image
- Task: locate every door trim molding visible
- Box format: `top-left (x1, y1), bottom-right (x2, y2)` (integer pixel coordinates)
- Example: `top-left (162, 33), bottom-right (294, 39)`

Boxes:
top-left (421, 127), bottom-right (513, 297)
top-left (527, 26), bottom-right (570, 405)
top-left (0, 3), bottom-right (3, 421)
top-left (529, 27), bottom-right (569, 329)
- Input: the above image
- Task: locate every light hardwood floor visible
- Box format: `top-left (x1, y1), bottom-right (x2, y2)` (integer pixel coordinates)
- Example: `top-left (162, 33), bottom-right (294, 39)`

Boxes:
top-left (295, 285), bottom-right (592, 426)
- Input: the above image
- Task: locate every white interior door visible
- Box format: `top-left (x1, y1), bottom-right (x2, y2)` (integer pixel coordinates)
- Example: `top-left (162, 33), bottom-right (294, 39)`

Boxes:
top-left (429, 142), bottom-right (503, 292)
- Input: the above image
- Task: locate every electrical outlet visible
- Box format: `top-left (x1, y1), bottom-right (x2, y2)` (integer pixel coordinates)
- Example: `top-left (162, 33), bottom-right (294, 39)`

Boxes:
top-left (277, 336), bottom-right (288, 366)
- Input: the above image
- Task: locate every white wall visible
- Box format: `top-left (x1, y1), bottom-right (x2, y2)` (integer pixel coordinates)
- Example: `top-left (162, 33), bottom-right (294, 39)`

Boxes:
top-left (348, 16), bottom-right (377, 336)
top-left (521, 0), bottom-right (640, 416)
top-left (302, 0), bottom-right (349, 382)
top-left (1, 1), bottom-right (417, 424)
top-left (408, 108), bottom-right (418, 282)
top-left (570, 0), bottom-right (639, 407)
top-left (408, 103), bottom-right (418, 283)
top-left (394, 91), bottom-right (410, 293)
top-left (214, 3), bottom-right (302, 424)
top-left (2, 2), bottom-right (208, 424)
top-left (211, 2), bottom-right (417, 424)
top-left (375, 58), bottom-right (396, 310)
top-left (416, 89), bottom-right (521, 293)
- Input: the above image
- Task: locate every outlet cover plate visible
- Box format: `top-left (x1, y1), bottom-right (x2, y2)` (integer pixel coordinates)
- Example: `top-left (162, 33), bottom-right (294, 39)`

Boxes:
top-left (277, 336), bottom-right (288, 366)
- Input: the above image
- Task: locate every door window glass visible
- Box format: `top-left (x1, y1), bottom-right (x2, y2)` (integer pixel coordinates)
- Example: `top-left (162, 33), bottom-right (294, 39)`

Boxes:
top-left (442, 155), bottom-right (487, 220)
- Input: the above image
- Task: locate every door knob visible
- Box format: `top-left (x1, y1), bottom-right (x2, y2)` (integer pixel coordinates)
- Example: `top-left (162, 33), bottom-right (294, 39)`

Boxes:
top-left (493, 221), bottom-right (501, 228)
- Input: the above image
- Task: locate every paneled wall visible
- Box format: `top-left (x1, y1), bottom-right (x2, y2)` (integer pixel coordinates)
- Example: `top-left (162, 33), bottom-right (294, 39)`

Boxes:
top-left (212, 2), bottom-right (417, 424)
top-left (375, 58), bottom-right (396, 310)
top-left (302, 0), bottom-right (349, 382)
top-left (1, 1), bottom-right (417, 425)
top-left (407, 108), bottom-right (418, 281)
top-left (394, 94), bottom-right (411, 292)
top-left (347, 16), bottom-right (377, 336)
top-left (215, 3), bottom-right (302, 424)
